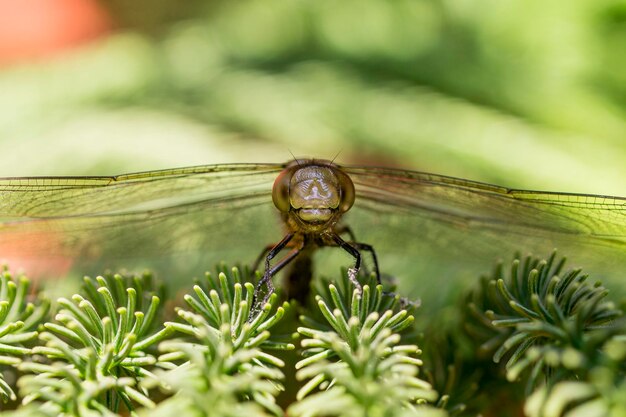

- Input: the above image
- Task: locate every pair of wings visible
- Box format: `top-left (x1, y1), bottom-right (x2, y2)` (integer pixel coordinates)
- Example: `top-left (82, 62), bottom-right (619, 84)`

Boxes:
top-left (0, 162), bottom-right (624, 290)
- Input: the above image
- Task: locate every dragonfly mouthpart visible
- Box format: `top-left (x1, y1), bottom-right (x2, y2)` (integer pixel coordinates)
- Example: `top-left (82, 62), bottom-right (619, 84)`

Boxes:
top-left (297, 208), bottom-right (334, 223)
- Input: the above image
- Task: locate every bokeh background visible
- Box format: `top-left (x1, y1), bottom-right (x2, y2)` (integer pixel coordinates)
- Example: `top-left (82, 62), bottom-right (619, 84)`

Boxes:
top-left (1, 0), bottom-right (625, 193)
top-left (0, 0), bottom-right (625, 304)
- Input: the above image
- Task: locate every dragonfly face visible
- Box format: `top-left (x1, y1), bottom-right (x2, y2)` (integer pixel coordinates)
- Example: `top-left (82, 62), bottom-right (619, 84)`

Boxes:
top-left (272, 160), bottom-right (355, 233)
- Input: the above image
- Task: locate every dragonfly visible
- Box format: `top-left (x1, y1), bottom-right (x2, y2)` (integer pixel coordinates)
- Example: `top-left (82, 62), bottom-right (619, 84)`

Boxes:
top-left (0, 159), bottom-right (625, 304)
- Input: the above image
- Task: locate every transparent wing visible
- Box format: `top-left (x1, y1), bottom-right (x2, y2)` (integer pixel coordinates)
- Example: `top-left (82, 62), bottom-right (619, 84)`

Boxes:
top-left (0, 164), bottom-right (283, 217)
top-left (0, 164), bottom-right (286, 279)
top-left (342, 166), bottom-right (626, 298)
top-left (1, 162), bottom-right (624, 297)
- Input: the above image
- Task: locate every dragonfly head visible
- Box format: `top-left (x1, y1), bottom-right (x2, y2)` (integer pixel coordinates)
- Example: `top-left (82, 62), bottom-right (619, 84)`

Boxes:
top-left (273, 160), bottom-right (355, 229)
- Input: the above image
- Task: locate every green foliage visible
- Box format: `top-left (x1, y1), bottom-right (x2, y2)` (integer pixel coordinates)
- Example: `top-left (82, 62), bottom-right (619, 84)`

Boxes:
top-left (420, 315), bottom-right (486, 416)
top-left (525, 336), bottom-right (626, 417)
top-left (422, 251), bottom-right (626, 417)
top-left (1, 252), bottom-right (625, 417)
top-left (290, 283), bottom-right (441, 417)
top-left (17, 272), bottom-right (173, 415)
top-left (152, 268), bottom-right (292, 417)
top-left (468, 252), bottom-right (623, 390)
top-left (4, 0), bottom-right (626, 201)
top-left (0, 268), bottom-right (50, 403)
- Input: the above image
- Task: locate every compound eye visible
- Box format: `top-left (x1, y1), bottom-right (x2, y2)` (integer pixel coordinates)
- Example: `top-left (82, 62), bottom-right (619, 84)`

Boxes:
top-left (272, 168), bottom-right (293, 212)
top-left (336, 170), bottom-right (355, 213)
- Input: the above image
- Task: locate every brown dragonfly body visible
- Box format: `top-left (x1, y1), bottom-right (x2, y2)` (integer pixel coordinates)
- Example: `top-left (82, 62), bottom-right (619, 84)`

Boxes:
top-left (255, 159), bottom-right (379, 303)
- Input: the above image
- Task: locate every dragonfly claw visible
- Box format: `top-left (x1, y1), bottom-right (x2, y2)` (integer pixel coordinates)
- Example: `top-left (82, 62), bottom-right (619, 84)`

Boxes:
top-left (251, 271), bottom-right (275, 314)
top-left (347, 267), bottom-right (363, 294)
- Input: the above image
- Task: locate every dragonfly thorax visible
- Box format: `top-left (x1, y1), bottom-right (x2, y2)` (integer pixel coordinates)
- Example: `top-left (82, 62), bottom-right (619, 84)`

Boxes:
top-left (272, 160), bottom-right (355, 232)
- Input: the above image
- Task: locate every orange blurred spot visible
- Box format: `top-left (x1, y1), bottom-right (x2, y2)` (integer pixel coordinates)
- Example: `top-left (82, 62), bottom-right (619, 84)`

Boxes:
top-left (0, 0), bottom-right (111, 65)
top-left (0, 231), bottom-right (75, 281)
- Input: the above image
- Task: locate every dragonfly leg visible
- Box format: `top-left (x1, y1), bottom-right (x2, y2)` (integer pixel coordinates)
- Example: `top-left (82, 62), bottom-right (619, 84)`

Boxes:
top-left (334, 224), bottom-right (358, 243)
top-left (331, 234), bottom-right (363, 293)
top-left (252, 243), bottom-right (275, 275)
top-left (350, 242), bottom-right (381, 285)
top-left (261, 247), bottom-right (303, 304)
top-left (254, 233), bottom-right (294, 306)
top-left (349, 242), bottom-right (414, 307)
top-left (344, 241), bottom-right (407, 304)
top-left (335, 225), bottom-right (378, 280)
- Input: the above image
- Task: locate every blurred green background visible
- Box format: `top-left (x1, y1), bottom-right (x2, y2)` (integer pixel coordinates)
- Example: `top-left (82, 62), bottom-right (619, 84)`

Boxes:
top-left (1, 0), bottom-right (625, 194)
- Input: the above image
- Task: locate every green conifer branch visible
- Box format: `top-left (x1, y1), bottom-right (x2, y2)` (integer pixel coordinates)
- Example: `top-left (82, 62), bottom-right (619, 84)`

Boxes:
top-left (525, 336), bottom-right (626, 417)
top-left (290, 281), bottom-right (443, 417)
top-left (464, 251), bottom-right (626, 416)
top-left (17, 272), bottom-right (170, 415)
top-left (0, 269), bottom-right (50, 403)
top-left (0, 251), bottom-right (623, 417)
top-left (420, 316), bottom-right (486, 416)
top-left (150, 267), bottom-right (293, 417)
